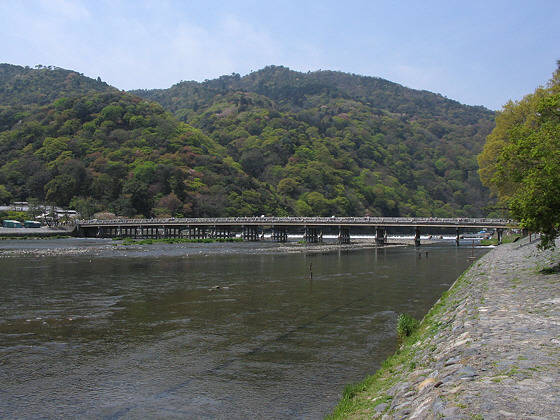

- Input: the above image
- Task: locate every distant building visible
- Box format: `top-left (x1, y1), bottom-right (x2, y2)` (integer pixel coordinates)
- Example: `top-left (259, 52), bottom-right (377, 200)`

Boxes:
top-left (0, 202), bottom-right (29, 212)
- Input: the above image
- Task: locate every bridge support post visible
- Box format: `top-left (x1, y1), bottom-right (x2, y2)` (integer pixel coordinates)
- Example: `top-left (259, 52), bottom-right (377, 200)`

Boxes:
top-left (272, 226), bottom-right (288, 242)
top-left (376, 227), bottom-right (386, 246)
top-left (243, 226), bottom-right (259, 241)
top-left (338, 226), bottom-right (350, 244)
top-left (304, 226), bottom-right (318, 243)
top-left (497, 228), bottom-right (503, 245)
top-left (415, 227), bottom-right (421, 247)
top-left (456, 228), bottom-right (460, 246)
top-left (214, 226), bottom-right (231, 239)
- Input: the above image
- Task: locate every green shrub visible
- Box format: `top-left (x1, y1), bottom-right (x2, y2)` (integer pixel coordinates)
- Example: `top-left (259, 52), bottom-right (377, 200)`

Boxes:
top-left (396, 313), bottom-right (420, 340)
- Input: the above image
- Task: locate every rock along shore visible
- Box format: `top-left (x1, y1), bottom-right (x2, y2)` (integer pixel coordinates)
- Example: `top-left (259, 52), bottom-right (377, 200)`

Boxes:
top-left (340, 236), bottom-right (560, 419)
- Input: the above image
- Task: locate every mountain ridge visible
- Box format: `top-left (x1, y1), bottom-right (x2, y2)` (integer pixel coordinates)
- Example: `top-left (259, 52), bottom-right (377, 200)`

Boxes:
top-left (0, 63), bottom-right (498, 219)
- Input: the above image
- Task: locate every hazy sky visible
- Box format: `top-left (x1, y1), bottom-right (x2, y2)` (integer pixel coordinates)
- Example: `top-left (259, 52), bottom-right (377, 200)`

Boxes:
top-left (1, 0), bottom-right (559, 110)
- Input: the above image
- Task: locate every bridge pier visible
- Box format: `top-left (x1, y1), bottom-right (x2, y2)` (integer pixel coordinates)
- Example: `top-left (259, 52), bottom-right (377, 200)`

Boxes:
top-left (272, 226), bottom-right (288, 242)
top-left (456, 228), bottom-right (460, 246)
top-left (338, 226), bottom-right (350, 244)
top-left (497, 228), bottom-right (503, 245)
top-left (243, 226), bottom-right (260, 241)
top-left (415, 227), bottom-right (421, 247)
top-left (213, 226), bottom-right (231, 239)
top-left (376, 227), bottom-right (386, 246)
top-left (304, 226), bottom-right (319, 243)
top-left (186, 227), bottom-right (207, 239)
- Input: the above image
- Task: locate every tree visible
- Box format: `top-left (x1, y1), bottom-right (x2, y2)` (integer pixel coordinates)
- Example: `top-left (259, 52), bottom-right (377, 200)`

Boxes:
top-left (277, 177), bottom-right (298, 197)
top-left (478, 62), bottom-right (560, 248)
top-left (44, 174), bottom-right (78, 206)
top-left (70, 196), bottom-right (101, 219)
top-left (156, 193), bottom-right (182, 216)
top-left (122, 177), bottom-right (152, 217)
top-left (0, 184), bottom-right (12, 204)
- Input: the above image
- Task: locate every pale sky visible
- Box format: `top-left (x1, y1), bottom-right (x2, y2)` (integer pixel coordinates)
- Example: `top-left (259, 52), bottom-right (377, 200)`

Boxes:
top-left (1, 0), bottom-right (559, 110)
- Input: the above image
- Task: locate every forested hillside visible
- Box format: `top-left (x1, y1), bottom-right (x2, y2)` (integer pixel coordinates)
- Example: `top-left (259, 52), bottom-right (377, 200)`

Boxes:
top-left (133, 66), bottom-right (497, 217)
top-left (0, 63), bottom-right (498, 219)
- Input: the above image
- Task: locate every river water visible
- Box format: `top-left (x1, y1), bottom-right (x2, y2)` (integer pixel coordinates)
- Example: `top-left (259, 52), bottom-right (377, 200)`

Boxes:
top-left (0, 238), bottom-right (488, 419)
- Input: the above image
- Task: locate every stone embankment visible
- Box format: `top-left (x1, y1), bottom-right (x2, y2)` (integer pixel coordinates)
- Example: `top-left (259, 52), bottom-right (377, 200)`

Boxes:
top-left (351, 237), bottom-right (560, 419)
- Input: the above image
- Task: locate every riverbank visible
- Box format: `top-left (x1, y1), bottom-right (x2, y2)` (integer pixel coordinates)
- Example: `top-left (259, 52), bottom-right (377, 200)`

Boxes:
top-left (329, 236), bottom-right (560, 419)
top-left (0, 226), bottom-right (75, 238)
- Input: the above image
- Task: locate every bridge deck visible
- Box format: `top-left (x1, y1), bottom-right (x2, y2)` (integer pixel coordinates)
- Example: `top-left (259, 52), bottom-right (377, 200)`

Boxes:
top-left (77, 216), bottom-right (513, 229)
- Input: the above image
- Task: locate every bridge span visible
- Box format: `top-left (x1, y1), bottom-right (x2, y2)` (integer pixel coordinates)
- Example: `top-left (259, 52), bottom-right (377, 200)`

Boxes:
top-left (76, 217), bottom-right (514, 246)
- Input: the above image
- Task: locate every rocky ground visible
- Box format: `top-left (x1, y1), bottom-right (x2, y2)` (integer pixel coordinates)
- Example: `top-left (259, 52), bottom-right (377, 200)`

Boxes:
top-left (362, 236), bottom-right (560, 419)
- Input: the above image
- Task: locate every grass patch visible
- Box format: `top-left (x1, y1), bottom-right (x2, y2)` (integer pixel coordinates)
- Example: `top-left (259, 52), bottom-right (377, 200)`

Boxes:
top-left (396, 314), bottom-right (420, 341)
top-left (540, 263), bottom-right (560, 274)
top-left (480, 234), bottom-right (521, 246)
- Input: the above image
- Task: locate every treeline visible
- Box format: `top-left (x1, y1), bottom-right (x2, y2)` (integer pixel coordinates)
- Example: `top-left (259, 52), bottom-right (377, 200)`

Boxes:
top-left (0, 63), bottom-right (498, 219)
top-left (478, 61), bottom-right (560, 248)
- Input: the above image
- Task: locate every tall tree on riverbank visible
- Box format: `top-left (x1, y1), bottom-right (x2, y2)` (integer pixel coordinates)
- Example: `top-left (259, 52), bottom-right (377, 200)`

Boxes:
top-left (478, 61), bottom-right (560, 248)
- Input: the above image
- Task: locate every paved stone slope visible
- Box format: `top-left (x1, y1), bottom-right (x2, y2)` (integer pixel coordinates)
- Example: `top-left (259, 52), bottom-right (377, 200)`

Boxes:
top-left (377, 237), bottom-right (560, 419)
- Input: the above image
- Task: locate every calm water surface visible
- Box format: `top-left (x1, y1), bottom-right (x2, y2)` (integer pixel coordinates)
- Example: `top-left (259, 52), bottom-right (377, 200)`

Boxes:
top-left (0, 238), bottom-right (488, 419)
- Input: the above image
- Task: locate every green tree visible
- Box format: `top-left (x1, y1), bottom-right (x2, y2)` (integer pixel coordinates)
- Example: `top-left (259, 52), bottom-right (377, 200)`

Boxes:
top-left (306, 191), bottom-right (329, 216)
top-left (478, 62), bottom-right (560, 248)
top-left (70, 196), bottom-right (101, 219)
top-left (0, 184), bottom-right (12, 204)
top-left (277, 177), bottom-right (298, 197)
top-left (44, 174), bottom-right (78, 206)
top-left (122, 177), bottom-right (152, 217)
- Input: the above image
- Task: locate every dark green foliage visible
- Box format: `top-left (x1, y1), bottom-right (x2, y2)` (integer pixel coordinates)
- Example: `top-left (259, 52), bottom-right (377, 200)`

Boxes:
top-left (0, 63), bottom-right (497, 218)
top-left (540, 264), bottom-right (560, 274)
top-left (133, 66), bottom-right (496, 217)
top-left (0, 85), bottom-right (281, 218)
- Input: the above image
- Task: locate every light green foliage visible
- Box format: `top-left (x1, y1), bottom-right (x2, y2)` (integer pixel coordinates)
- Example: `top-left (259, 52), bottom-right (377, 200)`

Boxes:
top-left (479, 62), bottom-right (560, 248)
top-left (0, 184), bottom-right (12, 204)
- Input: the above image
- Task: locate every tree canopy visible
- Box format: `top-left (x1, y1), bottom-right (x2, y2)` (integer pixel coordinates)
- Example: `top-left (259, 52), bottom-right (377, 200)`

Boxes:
top-left (0, 63), bottom-right (498, 219)
top-left (478, 61), bottom-right (560, 248)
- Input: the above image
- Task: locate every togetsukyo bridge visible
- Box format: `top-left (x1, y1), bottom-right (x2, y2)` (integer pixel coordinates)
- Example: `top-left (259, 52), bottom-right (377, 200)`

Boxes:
top-left (76, 216), bottom-right (515, 246)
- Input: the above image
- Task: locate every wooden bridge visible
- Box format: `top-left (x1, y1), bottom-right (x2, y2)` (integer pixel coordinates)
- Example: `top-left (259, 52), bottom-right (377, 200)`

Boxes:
top-left (76, 216), bottom-right (514, 246)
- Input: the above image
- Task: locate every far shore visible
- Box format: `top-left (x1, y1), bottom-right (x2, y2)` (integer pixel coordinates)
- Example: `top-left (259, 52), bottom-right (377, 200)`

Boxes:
top-left (0, 226), bottom-right (76, 237)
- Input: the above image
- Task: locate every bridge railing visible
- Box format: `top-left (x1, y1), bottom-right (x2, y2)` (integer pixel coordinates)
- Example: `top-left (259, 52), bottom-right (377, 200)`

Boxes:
top-left (77, 216), bottom-right (514, 227)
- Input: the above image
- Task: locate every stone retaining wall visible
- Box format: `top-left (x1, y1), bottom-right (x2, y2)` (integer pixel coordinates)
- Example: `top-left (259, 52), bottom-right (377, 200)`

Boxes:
top-left (339, 237), bottom-right (560, 419)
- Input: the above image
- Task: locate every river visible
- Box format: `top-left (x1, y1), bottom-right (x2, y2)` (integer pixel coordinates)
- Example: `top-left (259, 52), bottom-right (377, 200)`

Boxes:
top-left (0, 238), bottom-right (488, 419)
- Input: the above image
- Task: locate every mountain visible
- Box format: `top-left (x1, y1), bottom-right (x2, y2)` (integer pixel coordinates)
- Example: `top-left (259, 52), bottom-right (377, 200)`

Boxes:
top-left (0, 63), bottom-right (117, 106)
top-left (0, 64), bottom-right (498, 219)
top-left (131, 66), bottom-right (497, 217)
